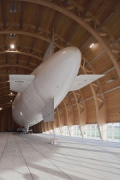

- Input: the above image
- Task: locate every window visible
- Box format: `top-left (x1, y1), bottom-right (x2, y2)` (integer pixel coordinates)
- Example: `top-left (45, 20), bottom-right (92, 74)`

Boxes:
top-left (85, 124), bottom-right (100, 140)
top-left (107, 123), bottom-right (113, 141)
top-left (114, 123), bottom-right (120, 141)
top-left (43, 123), bottom-right (120, 143)
top-left (61, 126), bottom-right (70, 136)
top-left (107, 123), bottom-right (120, 142)
top-left (70, 125), bottom-right (82, 137)
top-left (54, 128), bottom-right (61, 135)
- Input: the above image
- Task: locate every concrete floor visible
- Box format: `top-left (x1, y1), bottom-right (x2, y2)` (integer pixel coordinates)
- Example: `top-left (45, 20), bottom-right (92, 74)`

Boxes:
top-left (0, 133), bottom-right (120, 180)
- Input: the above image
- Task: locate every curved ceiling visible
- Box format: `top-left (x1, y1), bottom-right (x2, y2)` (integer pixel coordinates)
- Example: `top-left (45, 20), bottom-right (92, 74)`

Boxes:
top-left (0, 0), bottom-right (120, 130)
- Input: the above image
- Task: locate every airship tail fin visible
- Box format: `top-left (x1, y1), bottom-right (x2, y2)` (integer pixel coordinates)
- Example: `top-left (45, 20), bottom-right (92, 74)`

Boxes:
top-left (69, 74), bottom-right (104, 91)
top-left (43, 30), bottom-right (54, 61)
top-left (9, 74), bottom-right (35, 92)
top-left (42, 98), bottom-right (54, 122)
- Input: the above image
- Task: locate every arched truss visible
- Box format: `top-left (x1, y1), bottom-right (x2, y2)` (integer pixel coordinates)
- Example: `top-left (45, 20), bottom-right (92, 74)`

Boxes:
top-left (0, 24), bottom-right (68, 49)
top-left (0, 48), bottom-right (43, 62)
top-left (0, 64), bottom-right (33, 71)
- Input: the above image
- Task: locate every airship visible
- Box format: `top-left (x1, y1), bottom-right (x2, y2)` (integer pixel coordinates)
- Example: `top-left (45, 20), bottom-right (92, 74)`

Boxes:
top-left (9, 45), bottom-right (104, 132)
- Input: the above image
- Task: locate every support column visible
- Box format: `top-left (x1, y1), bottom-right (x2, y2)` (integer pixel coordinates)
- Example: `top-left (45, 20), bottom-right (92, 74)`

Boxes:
top-left (72, 92), bottom-right (86, 138)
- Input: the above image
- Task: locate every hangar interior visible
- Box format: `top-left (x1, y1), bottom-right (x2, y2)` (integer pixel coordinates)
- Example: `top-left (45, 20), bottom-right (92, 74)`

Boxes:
top-left (0, 0), bottom-right (120, 142)
top-left (0, 1), bottom-right (120, 180)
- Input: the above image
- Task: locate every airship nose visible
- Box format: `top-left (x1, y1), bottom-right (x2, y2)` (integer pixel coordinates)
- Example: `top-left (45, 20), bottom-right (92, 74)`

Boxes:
top-left (51, 46), bottom-right (81, 74)
top-left (59, 46), bottom-right (81, 69)
top-left (61, 46), bottom-right (81, 60)
top-left (53, 46), bottom-right (81, 66)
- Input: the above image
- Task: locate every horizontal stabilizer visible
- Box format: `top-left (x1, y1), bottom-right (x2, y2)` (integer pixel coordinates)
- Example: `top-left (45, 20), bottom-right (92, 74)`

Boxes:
top-left (9, 75), bottom-right (35, 92)
top-left (43, 99), bottom-right (54, 122)
top-left (69, 74), bottom-right (104, 91)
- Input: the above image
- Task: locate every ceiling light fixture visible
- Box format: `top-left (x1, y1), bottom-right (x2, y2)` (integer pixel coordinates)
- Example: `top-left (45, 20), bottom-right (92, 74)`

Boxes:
top-left (0, 107), bottom-right (3, 110)
top-left (10, 44), bottom-right (15, 49)
top-left (90, 43), bottom-right (95, 48)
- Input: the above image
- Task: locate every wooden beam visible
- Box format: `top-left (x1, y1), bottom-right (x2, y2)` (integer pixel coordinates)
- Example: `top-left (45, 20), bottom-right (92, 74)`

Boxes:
top-left (63, 100), bottom-right (71, 136)
top-left (81, 57), bottom-right (108, 140)
top-left (72, 92), bottom-right (84, 138)
top-left (0, 50), bottom-right (42, 62)
top-left (0, 29), bottom-right (63, 49)
top-left (0, 64), bottom-right (33, 71)
top-left (90, 84), bottom-right (107, 140)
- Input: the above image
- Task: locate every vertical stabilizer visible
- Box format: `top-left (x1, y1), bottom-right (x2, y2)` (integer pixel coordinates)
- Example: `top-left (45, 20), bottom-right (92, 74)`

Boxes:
top-left (43, 30), bottom-right (54, 61)
top-left (42, 99), bottom-right (54, 122)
